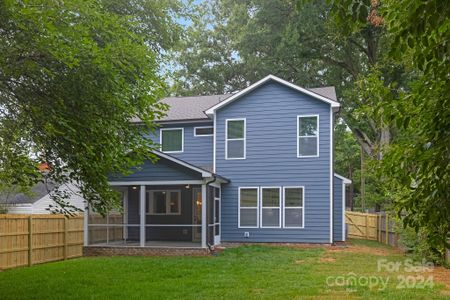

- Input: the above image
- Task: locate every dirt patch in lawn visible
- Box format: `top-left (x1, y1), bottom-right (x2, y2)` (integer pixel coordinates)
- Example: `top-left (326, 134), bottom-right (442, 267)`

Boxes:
top-left (319, 257), bottom-right (336, 263)
top-left (327, 241), bottom-right (403, 257)
top-left (431, 266), bottom-right (450, 294)
top-left (328, 245), bottom-right (392, 256)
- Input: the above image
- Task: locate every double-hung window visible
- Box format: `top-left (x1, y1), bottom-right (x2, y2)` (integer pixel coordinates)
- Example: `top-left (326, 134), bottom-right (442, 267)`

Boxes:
top-left (261, 187), bottom-right (281, 228)
top-left (238, 187), bottom-right (258, 228)
top-left (283, 187), bottom-right (304, 228)
top-left (160, 128), bottom-right (183, 153)
top-left (226, 119), bottom-right (246, 159)
top-left (297, 115), bottom-right (319, 157)
top-left (147, 190), bottom-right (181, 215)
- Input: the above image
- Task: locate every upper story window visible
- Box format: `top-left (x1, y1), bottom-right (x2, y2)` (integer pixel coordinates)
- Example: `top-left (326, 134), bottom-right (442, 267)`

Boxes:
top-left (194, 126), bottom-right (213, 136)
top-left (297, 115), bottom-right (319, 157)
top-left (160, 128), bottom-right (184, 153)
top-left (226, 119), bottom-right (246, 159)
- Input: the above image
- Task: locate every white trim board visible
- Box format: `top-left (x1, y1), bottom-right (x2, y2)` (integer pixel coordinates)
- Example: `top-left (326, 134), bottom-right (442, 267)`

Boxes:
top-left (329, 108), bottom-right (333, 244)
top-left (109, 180), bottom-right (204, 186)
top-left (342, 182), bottom-right (346, 241)
top-left (205, 74), bottom-right (340, 116)
top-left (334, 173), bottom-right (352, 184)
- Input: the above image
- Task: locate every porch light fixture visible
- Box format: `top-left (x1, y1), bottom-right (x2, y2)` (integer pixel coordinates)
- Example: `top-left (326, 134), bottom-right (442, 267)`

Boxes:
top-left (132, 186), bottom-right (137, 190)
top-left (185, 184), bottom-right (190, 189)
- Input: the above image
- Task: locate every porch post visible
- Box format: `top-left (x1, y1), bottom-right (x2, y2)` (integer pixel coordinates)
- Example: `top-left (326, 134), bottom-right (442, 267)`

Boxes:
top-left (83, 203), bottom-right (89, 246)
top-left (201, 183), bottom-right (207, 248)
top-left (139, 185), bottom-right (146, 247)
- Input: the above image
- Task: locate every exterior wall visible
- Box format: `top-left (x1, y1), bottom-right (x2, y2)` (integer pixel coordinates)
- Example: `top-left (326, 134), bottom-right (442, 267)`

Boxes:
top-left (216, 81), bottom-right (332, 243)
top-left (109, 157), bottom-right (203, 182)
top-left (5, 184), bottom-right (85, 214)
top-left (127, 185), bottom-right (199, 241)
top-left (333, 176), bottom-right (345, 242)
top-left (4, 204), bottom-right (33, 214)
top-left (147, 122), bottom-right (214, 169)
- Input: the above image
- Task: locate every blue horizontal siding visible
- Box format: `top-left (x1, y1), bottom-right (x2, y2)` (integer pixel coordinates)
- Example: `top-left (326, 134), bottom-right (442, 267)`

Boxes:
top-left (216, 81), bottom-right (333, 243)
top-left (109, 157), bottom-right (203, 182)
top-left (333, 176), bottom-right (344, 242)
top-left (146, 122), bottom-right (213, 169)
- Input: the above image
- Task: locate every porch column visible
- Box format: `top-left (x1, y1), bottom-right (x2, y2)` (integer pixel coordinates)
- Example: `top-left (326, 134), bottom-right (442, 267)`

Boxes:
top-left (139, 185), bottom-right (146, 247)
top-left (201, 183), bottom-right (207, 248)
top-left (83, 204), bottom-right (89, 246)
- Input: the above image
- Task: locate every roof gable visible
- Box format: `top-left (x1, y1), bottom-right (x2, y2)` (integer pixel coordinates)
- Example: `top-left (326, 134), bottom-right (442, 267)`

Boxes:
top-left (204, 75), bottom-right (340, 116)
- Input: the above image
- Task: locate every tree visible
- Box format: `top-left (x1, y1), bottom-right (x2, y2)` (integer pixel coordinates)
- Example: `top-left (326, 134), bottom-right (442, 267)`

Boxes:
top-left (334, 121), bottom-right (359, 209)
top-left (171, 0), bottom-right (405, 209)
top-left (0, 0), bottom-right (177, 214)
top-left (379, 0), bottom-right (450, 262)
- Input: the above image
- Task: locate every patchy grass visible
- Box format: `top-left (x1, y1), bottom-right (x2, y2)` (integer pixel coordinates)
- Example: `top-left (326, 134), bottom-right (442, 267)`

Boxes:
top-left (0, 239), bottom-right (448, 299)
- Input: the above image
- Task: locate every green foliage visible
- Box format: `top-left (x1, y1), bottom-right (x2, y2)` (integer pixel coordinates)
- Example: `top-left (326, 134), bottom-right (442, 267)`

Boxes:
top-left (399, 226), bottom-right (445, 265)
top-left (378, 0), bottom-right (450, 262)
top-left (0, 0), bottom-right (177, 214)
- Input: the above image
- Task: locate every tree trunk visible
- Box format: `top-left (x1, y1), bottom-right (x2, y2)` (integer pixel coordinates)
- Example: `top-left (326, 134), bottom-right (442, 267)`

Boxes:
top-left (360, 145), bottom-right (365, 212)
top-left (348, 166), bottom-right (354, 211)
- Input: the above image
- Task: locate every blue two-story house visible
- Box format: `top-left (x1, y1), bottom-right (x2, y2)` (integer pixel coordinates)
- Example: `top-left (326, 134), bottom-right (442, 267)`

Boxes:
top-left (85, 75), bottom-right (351, 252)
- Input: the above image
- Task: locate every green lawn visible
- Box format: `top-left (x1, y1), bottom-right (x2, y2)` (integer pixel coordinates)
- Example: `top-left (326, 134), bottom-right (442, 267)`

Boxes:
top-left (0, 240), bottom-right (447, 299)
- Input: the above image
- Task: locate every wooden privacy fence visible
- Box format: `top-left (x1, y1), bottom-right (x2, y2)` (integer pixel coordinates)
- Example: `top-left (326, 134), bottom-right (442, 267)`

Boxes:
top-left (0, 214), bottom-right (83, 270)
top-left (345, 211), bottom-right (400, 247)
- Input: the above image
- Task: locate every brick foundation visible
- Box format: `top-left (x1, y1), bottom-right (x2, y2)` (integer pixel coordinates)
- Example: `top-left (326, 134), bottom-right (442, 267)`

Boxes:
top-left (83, 246), bottom-right (209, 257)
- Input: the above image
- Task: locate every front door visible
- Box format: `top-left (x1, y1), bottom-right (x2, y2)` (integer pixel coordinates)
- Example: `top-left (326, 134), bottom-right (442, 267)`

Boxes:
top-left (192, 188), bottom-right (202, 242)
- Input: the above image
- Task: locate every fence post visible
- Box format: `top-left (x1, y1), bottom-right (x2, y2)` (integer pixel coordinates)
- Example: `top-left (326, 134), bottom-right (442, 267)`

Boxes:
top-left (365, 214), bottom-right (369, 239)
top-left (385, 213), bottom-right (389, 244)
top-left (28, 216), bottom-right (33, 267)
top-left (377, 214), bottom-right (380, 242)
top-left (64, 217), bottom-right (68, 260)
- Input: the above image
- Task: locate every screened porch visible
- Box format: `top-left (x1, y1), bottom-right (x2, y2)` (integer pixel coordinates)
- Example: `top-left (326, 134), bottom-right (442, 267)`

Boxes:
top-left (85, 183), bottom-right (221, 249)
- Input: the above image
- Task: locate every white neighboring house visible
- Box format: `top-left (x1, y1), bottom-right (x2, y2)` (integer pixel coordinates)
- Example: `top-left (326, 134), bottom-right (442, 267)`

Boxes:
top-left (1, 182), bottom-right (85, 214)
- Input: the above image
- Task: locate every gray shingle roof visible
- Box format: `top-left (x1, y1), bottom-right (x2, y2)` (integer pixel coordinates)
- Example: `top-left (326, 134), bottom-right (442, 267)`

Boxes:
top-left (308, 86), bottom-right (338, 101)
top-left (159, 94), bottom-right (231, 121)
top-left (0, 182), bottom-right (54, 204)
top-left (132, 85), bottom-right (337, 123)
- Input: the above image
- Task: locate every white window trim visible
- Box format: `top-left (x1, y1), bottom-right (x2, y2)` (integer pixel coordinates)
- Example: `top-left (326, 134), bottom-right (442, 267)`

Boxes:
top-left (297, 114), bottom-right (319, 158)
top-left (260, 187), bottom-right (282, 228)
top-left (238, 187), bottom-right (259, 228)
top-left (160, 128), bottom-right (184, 153)
top-left (147, 190), bottom-right (181, 215)
top-left (225, 118), bottom-right (246, 160)
top-left (282, 186), bottom-right (305, 229)
top-left (194, 126), bottom-right (214, 137)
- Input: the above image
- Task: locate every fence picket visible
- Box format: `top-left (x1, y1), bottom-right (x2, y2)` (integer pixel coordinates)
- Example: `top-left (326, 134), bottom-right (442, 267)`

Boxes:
top-left (0, 214), bottom-right (83, 270)
top-left (345, 211), bottom-right (398, 247)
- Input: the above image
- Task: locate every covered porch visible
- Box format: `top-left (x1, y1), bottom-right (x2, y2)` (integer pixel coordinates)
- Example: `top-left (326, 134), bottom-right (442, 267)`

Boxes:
top-left (84, 152), bottom-right (227, 249)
